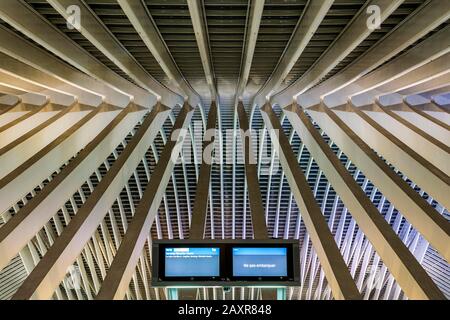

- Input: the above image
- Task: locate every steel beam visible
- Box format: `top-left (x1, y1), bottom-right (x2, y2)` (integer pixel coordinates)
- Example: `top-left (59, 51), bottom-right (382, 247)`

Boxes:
top-left (0, 0), bottom-right (176, 108)
top-left (237, 101), bottom-right (268, 239)
top-left (117, 0), bottom-right (200, 107)
top-left (0, 104), bottom-right (90, 180)
top-left (0, 70), bottom-right (76, 106)
top-left (187, 0), bottom-right (217, 99)
top-left (190, 102), bottom-right (217, 239)
top-left (296, 0), bottom-right (450, 109)
top-left (283, 103), bottom-right (445, 299)
top-left (0, 105), bottom-right (121, 215)
top-left (11, 103), bottom-right (170, 299)
top-left (96, 103), bottom-right (195, 300)
top-left (0, 52), bottom-right (102, 107)
top-left (0, 25), bottom-right (126, 107)
top-left (0, 105), bottom-right (147, 273)
top-left (334, 104), bottom-right (450, 209)
top-left (362, 104), bottom-right (449, 175)
top-left (252, 0), bottom-right (333, 107)
top-left (322, 25), bottom-right (450, 108)
top-left (260, 103), bottom-right (361, 300)
top-left (47, 0), bottom-right (183, 107)
top-left (305, 104), bottom-right (450, 262)
top-left (236, 0), bottom-right (264, 99)
top-left (272, 0), bottom-right (404, 108)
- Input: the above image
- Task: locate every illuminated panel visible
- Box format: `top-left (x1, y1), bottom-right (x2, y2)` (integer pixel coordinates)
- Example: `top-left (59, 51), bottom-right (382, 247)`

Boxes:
top-left (232, 247), bottom-right (288, 277)
top-left (152, 240), bottom-right (299, 286)
top-left (164, 247), bottom-right (220, 277)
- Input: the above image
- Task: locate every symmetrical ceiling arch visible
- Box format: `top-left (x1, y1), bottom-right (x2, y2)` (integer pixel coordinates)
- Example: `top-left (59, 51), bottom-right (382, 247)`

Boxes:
top-left (0, 0), bottom-right (448, 300)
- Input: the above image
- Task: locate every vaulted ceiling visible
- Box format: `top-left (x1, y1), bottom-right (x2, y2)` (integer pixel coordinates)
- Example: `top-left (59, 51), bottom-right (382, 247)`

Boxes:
top-left (0, 0), bottom-right (449, 300)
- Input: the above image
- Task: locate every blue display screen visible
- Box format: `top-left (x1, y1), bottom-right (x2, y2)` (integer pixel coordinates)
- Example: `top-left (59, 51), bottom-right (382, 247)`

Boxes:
top-left (232, 247), bottom-right (288, 277)
top-left (165, 247), bottom-right (220, 277)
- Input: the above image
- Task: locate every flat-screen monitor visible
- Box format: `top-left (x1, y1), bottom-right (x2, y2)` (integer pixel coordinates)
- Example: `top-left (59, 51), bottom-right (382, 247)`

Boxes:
top-left (165, 247), bottom-right (220, 277)
top-left (232, 247), bottom-right (288, 277)
top-left (152, 240), bottom-right (299, 286)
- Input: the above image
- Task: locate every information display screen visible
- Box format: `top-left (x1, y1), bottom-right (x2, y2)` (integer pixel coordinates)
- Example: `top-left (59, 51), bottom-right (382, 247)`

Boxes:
top-left (164, 247), bottom-right (220, 277)
top-left (232, 247), bottom-right (288, 277)
top-left (152, 240), bottom-right (299, 286)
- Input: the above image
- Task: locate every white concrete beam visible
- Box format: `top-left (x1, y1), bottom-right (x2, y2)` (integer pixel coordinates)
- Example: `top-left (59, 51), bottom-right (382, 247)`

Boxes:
top-left (0, 52), bottom-right (103, 107)
top-left (187, 0), bottom-right (217, 99)
top-left (297, 0), bottom-right (450, 109)
top-left (117, 0), bottom-right (200, 107)
top-left (333, 105), bottom-right (450, 209)
top-left (0, 105), bottom-right (91, 181)
top-left (0, 95), bottom-right (20, 107)
top-left (0, 1), bottom-right (172, 107)
top-left (11, 103), bottom-right (171, 299)
top-left (411, 85), bottom-right (450, 101)
top-left (0, 103), bottom-right (29, 127)
top-left (96, 104), bottom-right (195, 300)
top-left (237, 101), bottom-right (268, 239)
top-left (403, 82), bottom-right (450, 125)
top-left (13, 104), bottom-right (170, 300)
top-left (405, 100), bottom-right (450, 129)
top-left (272, 0), bottom-right (404, 108)
top-left (0, 83), bottom-right (28, 96)
top-left (351, 53), bottom-right (450, 107)
top-left (306, 104), bottom-right (450, 262)
top-left (362, 104), bottom-right (449, 175)
top-left (236, 0), bottom-right (264, 99)
top-left (0, 103), bottom-right (57, 146)
top-left (323, 26), bottom-right (450, 107)
top-left (397, 73), bottom-right (450, 99)
top-left (0, 70), bottom-right (76, 106)
top-left (0, 84), bottom-right (48, 106)
top-left (47, 0), bottom-right (184, 108)
top-left (0, 25), bottom-right (127, 107)
top-left (433, 93), bottom-right (450, 108)
top-left (0, 105), bottom-right (122, 215)
top-left (189, 102), bottom-right (217, 240)
top-left (253, 0), bottom-right (333, 107)
top-left (0, 105), bottom-right (147, 272)
top-left (387, 103), bottom-right (450, 146)
top-left (260, 103), bottom-right (362, 300)
top-left (284, 103), bottom-right (445, 299)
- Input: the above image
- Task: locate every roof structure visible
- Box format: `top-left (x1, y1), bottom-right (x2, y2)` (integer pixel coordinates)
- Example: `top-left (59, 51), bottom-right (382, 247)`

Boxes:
top-left (0, 0), bottom-right (448, 300)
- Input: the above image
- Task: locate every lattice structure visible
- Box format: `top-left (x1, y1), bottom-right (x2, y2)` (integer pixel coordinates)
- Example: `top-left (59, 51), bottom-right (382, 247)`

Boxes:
top-left (0, 0), bottom-right (448, 300)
